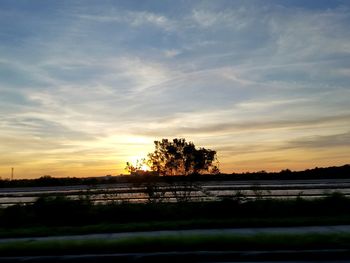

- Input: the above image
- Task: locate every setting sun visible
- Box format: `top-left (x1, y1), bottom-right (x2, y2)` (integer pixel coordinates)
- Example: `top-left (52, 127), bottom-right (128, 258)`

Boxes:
top-left (127, 155), bottom-right (151, 172)
top-left (141, 164), bottom-right (150, 171)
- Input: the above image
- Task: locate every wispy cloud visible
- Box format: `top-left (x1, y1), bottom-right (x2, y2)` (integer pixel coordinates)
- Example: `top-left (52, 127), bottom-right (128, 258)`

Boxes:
top-left (0, 1), bottom-right (349, 177)
top-left (76, 10), bottom-right (175, 31)
top-left (286, 131), bottom-right (350, 149)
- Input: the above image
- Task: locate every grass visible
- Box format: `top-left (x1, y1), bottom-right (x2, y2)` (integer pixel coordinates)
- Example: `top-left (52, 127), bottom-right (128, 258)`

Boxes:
top-left (1, 216), bottom-right (350, 239)
top-left (1, 192), bottom-right (350, 239)
top-left (1, 233), bottom-right (350, 256)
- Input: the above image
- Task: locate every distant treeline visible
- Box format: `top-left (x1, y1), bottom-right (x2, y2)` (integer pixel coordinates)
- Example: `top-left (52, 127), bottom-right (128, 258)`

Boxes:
top-left (226, 164), bottom-right (350, 180)
top-left (0, 164), bottom-right (349, 188)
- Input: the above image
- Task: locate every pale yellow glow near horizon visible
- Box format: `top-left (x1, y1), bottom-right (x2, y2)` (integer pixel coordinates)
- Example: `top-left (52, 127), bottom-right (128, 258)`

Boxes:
top-left (128, 155), bottom-right (151, 171)
top-left (0, 135), bottom-right (155, 179)
top-left (1, 150), bottom-right (349, 180)
top-left (0, 133), bottom-right (349, 179)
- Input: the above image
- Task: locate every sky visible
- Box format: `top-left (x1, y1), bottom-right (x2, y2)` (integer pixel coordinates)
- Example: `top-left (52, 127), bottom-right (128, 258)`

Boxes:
top-left (0, 0), bottom-right (350, 179)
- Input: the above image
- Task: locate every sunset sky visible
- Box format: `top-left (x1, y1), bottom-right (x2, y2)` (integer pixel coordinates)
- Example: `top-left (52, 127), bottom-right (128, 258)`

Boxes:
top-left (1, 0), bottom-right (350, 179)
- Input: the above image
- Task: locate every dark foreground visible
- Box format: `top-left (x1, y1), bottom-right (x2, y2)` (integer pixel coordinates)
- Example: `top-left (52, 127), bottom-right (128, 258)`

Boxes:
top-left (1, 187), bottom-right (350, 262)
top-left (2, 250), bottom-right (350, 263)
top-left (1, 191), bottom-right (350, 234)
top-left (3, 228), bottom-right (350, 262)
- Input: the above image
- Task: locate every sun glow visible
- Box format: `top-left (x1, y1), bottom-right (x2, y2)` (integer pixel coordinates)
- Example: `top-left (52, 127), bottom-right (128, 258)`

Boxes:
top-left (129, 155), bottom-right (150, 171)
top-left (141, 164), bottom-right (150, 171)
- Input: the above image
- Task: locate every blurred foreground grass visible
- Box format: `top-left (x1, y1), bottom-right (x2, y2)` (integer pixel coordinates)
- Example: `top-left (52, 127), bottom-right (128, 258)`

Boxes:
top-left (1, 233), bottom-right (350, 256)
top-left (2, 216), bottom-right (350, 238)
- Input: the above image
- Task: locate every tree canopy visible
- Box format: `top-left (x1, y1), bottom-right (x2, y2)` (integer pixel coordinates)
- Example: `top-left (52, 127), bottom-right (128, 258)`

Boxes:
top-left (145, 138), bottom-right (218, 176)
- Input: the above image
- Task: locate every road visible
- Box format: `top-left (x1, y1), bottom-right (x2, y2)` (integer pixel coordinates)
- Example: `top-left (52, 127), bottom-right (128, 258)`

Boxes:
top-left (2, 225), bottom-right (350, 243)
top-left (2, 226), bottom-right (350, 262)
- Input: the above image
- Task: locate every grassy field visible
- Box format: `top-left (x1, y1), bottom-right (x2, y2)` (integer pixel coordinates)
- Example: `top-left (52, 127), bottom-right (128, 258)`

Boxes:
top-left (1, 192), bottom-right (350, 238)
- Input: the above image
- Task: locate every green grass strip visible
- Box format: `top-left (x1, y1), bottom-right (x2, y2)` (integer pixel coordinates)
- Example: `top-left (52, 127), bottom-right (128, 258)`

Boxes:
top-left (2, 216), bottom-right (350, 239)
top-left (1, 233), bottom-right (350, 256)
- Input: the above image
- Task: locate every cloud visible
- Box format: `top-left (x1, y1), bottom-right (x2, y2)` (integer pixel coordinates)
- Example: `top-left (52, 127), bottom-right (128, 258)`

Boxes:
top-left (76, 11), bottom-right (175, 31)
top-left (286, 131), bottom-right (350, 149)
top-left (0, 115), bottom-right (95, 140)
top-left (163, 49), bottom-right (181, 58)
top-left (0, 1), bottom-right (350, 177)
top-left (129, 112), bottom-right (350, 137)
top-left (191, 7), bottom-right (253, 30)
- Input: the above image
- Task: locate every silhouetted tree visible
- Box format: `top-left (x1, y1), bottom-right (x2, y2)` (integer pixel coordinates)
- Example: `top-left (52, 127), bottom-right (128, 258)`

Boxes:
top-left (147, 138), bottom-right (218, 176)
top-left (210, 165), bottom-right (221, 175)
